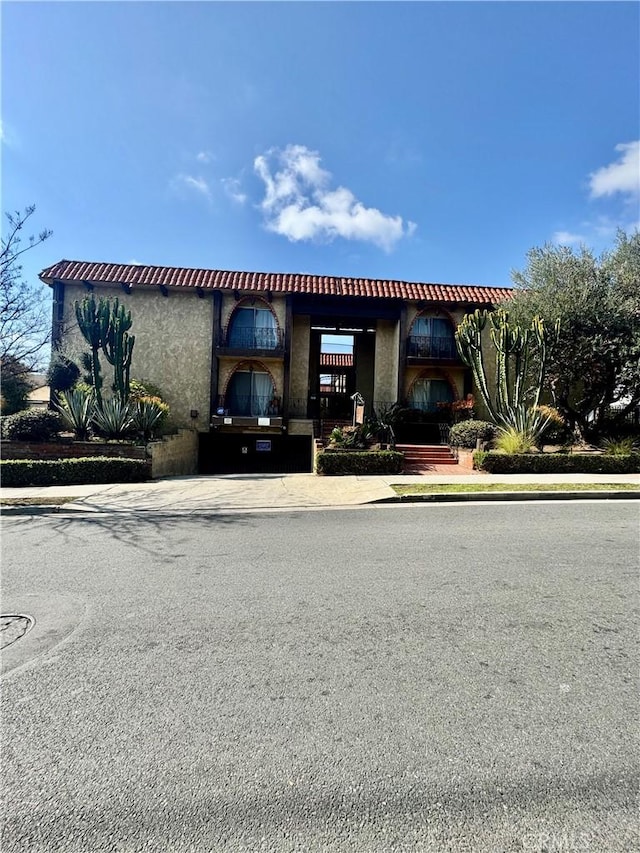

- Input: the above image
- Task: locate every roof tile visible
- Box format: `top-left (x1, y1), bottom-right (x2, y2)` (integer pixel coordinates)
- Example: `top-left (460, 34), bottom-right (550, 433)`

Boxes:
top-left (39, 259), bottom-right (511, 305)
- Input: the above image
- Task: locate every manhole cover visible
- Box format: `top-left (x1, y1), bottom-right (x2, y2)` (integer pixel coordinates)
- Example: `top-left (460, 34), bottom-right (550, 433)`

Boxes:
top-left (1, 614), bottom-right (34, 649)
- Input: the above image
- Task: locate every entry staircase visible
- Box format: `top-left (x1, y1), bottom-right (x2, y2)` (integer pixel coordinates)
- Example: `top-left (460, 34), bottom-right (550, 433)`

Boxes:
top-left (396, 443), bottom-right (458, 472)
top-left (319, 418), bottom-right (352, 443)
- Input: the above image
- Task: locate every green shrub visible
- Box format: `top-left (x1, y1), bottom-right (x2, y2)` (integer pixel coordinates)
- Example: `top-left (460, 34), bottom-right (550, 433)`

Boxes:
top-left (327, 424), bottom-right (372, 449)
top-left (448, 420), bottom-right (496, 448)
top-left (601, 437), bottom-right (638, 457)
top-left (47, 354), bottom-right (80, 393)
top-left (2, 409), bottom-right (62, 442)
top-left (0, 457), bottom-right (151, 487)
top-left (472, 451), bottom-right (640, 474)
top-left (316, 450), bottom-right (404, 475)
top-left (473, 450), bottom-right (488, 470)
top-left (494, 426), bottom-right (534, 454)
top-left (129, 379), bottom-right (166, 402)
top-left (536, 405), bottom-right (570, 444)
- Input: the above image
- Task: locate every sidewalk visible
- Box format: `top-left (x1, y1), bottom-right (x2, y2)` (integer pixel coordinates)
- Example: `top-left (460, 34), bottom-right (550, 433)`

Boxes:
top-left (2, 471), bottom-right (639, 514)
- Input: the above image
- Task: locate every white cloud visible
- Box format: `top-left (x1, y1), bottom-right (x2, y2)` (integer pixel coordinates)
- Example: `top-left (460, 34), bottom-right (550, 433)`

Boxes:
top-left (589, 141), bottom-right (640, 198)
top-left (128, 259), bottom-right (143, 266)
top-left (170, 173), bottom-right (212, 201)
top-left (254, 144), bottom-right (415, 251)
top-left (552, 230), bottom-right (585, 246)
top-left (221, 177), bottom-right (247, 205)
top-left (196, 150), bottom-right (214, 164)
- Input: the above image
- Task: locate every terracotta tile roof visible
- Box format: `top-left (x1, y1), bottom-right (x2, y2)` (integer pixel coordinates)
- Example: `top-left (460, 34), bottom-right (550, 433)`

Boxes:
top-left (40, 259), bottom-right (511, 305)
top-left (320, 353), bottom-right (354, 368)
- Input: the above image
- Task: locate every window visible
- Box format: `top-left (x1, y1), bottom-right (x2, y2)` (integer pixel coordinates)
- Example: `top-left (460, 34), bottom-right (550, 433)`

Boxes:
top-left (228, 305), bottom-right (278, 349)
top-left (410, 315), bottom-right (456, 359)
top-left (227, 367), bottom-right (277, 416)
top-left (409, 378), bottom-right (454, 412)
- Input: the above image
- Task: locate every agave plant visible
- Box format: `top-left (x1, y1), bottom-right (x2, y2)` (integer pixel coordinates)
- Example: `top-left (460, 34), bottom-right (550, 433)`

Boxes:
top-left (131, 396), bottom-right (170, 441)
top-left (91, 397), bottom-right (134, 439)
top-left (55, 387), bottom-right (95, 440)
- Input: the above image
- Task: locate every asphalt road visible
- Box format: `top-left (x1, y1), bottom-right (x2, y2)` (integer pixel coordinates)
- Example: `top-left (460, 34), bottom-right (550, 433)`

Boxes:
top-left (1, 503), bottom-right (638, 852)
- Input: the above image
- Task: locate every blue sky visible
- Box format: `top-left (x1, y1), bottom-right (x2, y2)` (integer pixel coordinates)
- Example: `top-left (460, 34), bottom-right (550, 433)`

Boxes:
top-left (3, 1), bottom-right (639, 295)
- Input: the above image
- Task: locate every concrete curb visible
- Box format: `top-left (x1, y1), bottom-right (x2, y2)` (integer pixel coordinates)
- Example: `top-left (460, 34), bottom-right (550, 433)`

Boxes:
top-left (2, 489), bottom-right (639, 516)
top-left (375, 490), bottom-right (640, 504)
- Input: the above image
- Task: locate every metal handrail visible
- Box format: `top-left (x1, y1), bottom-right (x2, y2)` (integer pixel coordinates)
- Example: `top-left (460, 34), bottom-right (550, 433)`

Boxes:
top-left (407, 335), bottom-right (457, 359)
top-left (220, 326), bottom-right (283, 350)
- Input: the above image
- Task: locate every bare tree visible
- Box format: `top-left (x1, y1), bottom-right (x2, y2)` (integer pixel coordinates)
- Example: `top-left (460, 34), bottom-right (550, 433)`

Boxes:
top-left (1, 205), bottom-right (53, 375)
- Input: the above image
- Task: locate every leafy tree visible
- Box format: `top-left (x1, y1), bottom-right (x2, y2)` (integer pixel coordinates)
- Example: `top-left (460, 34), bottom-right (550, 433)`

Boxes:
top-left (508, 232), bottom-right (640, 439)
top-left (0, 205), bottom-right (53, 372)
top-left (0, 356), bottom-right (32, 415)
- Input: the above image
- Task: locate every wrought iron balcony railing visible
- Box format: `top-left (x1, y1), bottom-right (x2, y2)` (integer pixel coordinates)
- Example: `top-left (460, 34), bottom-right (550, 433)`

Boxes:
top-left (219, 326), bottom-right (283, 351)
top-left (214, 394), bottom-right (282, 418)
top-left (407, 335), bottom-right (457, 360)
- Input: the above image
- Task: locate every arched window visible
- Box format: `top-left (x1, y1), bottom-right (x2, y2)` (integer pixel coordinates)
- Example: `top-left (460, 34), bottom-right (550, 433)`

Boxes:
top-left (410, 313), bottom-right (456, 359)
top-left (409, 378), bottom-right (454, 413)
top-left (228, 303), bottom-right (278, 349)
top-left (226, 365), bottom-right (277, 416)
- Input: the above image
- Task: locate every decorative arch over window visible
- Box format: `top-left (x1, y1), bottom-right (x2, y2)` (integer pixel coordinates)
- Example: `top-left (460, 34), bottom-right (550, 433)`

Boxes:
top-left (227, 299), bottom-right (279, 350)
top-left (407, 370), bottom-right (455, 413)
top-left (409, 310), bottom-right (456, 359)
top-left (225, 361), bottom-right (278, 416)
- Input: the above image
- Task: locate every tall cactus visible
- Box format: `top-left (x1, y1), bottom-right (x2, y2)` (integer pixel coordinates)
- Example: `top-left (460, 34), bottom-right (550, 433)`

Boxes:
top-left (75, 295), bottom-right (106, 405)
top-left (456, 308), bottom-right (554, 424)
top-left (100, 298), bottom-right (135, 404)
top-left (74, 295), bottom-right (136, 406)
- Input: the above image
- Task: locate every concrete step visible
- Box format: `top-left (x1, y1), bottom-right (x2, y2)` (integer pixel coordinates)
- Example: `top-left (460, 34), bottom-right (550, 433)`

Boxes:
top-left (397, 443), bottom-right (458, 470)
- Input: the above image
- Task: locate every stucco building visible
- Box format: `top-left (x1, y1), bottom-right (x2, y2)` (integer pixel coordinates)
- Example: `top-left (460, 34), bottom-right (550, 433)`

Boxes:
top-left (40, 260), bottom-right (509, 473)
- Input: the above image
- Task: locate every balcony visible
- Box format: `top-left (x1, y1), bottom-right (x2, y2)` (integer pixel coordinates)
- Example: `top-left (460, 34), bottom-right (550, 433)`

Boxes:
top-left (406, 334), bottom-right (459, 362)
top-left (216, 326), bottom-right (284, 358)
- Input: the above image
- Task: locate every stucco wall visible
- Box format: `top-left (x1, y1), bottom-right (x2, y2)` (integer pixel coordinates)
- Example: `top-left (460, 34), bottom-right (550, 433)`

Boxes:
top-left (61, 284), bottom-right (213, 431)
top-left (148, 429), bottom-right (198, 478)
top-left (374, 320), bottom-right (399, 405)
top-left (289, 315), bottom-right (311, 405)
top-left (287, 419), bottom-right (314, 436)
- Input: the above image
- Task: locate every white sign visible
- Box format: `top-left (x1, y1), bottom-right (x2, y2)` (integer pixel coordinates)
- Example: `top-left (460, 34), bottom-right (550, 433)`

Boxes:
top-left (257, 417), bottom-right (271, 426)
top-left (224, 417), bottom-right (232, 425)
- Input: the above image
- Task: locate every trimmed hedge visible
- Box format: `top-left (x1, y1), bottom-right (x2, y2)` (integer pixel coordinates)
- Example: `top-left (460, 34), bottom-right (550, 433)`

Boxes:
top-left (473, 451), bottom-right (640, 474)
top-left (316, 450), bottom-right (404, 476)
top-left (1, 456), bottom-right (152, 487)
